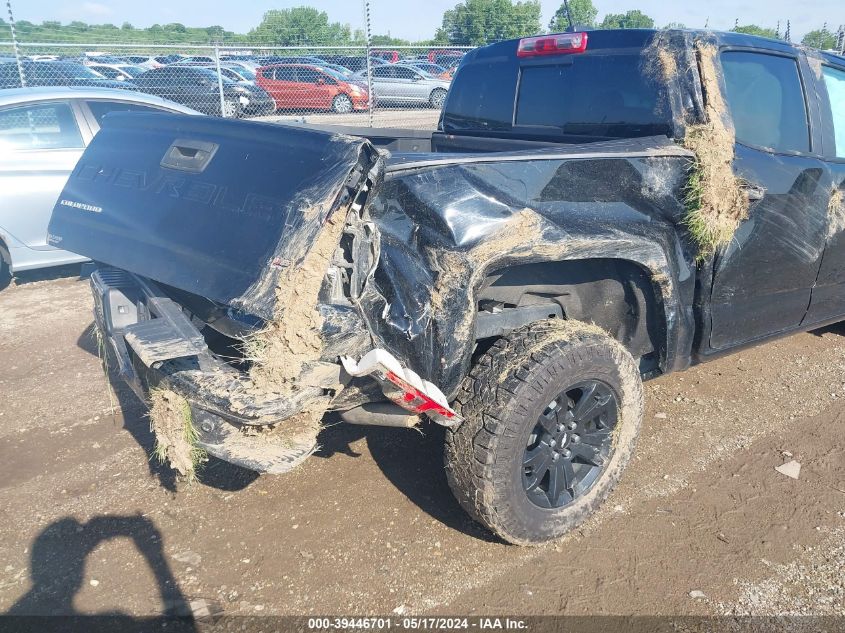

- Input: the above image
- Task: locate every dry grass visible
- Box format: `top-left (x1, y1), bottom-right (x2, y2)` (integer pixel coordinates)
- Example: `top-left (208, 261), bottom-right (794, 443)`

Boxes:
top-left (680, 44), bottom-right (749, 256)
top-left (245, 207), bottom-right (350, 391)
top-left (643, 37), bottom-right (750, 257)
top-left (829, 187), bottom-right (845, 240)
top-left (91, 324), bottom-right (117, 416)
top-left (148, 388), bottom-right (205, 480)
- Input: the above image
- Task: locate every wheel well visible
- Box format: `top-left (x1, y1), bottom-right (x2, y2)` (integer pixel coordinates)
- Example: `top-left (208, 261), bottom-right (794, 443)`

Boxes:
top-left (477, 258), bottom-right (664, 370)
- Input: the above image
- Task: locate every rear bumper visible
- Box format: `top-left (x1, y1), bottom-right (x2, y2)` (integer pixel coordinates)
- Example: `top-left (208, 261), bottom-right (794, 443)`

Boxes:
top-left (351, 95), bottom-right (370, 110)
top-left (91, 267), bottom-right (324, 473)
top-left (91, 265), bottom-right (462, 470)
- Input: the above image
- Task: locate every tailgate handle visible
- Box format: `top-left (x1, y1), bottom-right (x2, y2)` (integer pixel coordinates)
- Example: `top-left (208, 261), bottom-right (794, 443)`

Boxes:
top-left (161, 138), bottom-right (219, 173)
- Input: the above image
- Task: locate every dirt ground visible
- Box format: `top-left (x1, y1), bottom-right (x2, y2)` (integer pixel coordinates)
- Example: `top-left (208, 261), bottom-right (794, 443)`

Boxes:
top-left (1, 268), bottom-right (844, 619)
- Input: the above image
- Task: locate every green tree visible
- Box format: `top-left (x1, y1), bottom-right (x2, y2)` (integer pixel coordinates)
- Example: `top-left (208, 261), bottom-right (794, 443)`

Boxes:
top-left (599, 10), bottom-right (655, 29)
top-left (248, 7), bottom-right (351, 45)
top-left (548, 0), bottom-right (598, 30)
top-left (436, 0), bottom-right (542, 45)
top-left (731, 24), bottom-right (778, 39)
top-left (802, 27), bottom-right (838, 49)
top-left (3, 18), bottom-right (251, 45)
top-left (370, 34), bottom-right (411, 46)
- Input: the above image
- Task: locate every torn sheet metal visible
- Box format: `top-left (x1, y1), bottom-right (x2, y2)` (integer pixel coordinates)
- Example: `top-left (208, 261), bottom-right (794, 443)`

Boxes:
top-left (354, 137), bottom-right (696, 399)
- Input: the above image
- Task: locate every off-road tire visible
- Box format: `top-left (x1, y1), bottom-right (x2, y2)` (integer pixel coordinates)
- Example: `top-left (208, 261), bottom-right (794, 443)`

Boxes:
top-left (332, 94), bottom-right (354, 114)
top-left (444, 319), bottom-right (643, 545)
top-left (429, 88), bottom-right (447, 109)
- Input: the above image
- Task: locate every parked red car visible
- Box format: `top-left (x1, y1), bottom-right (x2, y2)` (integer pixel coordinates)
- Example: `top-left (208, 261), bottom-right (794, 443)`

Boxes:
top-left (428, 49), bottom-right (464, 66)
top-left (370, 50), bottom-right (400, 63)
top-left (256, 64), bottom-right (369, 113)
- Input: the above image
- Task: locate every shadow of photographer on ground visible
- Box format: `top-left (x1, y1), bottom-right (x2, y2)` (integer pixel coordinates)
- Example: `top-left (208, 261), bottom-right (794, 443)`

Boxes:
top-left (7, 514), bottom-right (198, 632)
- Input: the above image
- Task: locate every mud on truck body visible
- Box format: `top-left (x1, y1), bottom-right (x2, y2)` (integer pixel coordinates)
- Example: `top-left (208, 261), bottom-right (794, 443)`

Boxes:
top-left (48, 29), bottom-right (845, 544)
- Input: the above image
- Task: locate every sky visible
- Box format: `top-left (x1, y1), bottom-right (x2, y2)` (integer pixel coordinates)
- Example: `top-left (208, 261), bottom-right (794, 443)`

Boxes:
top-left (15, 0), bottom-right (845, 43)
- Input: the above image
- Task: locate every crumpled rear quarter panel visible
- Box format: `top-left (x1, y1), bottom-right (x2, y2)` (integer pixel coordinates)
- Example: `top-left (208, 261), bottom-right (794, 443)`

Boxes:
top-left (361, 137), bottom-right (696, 397)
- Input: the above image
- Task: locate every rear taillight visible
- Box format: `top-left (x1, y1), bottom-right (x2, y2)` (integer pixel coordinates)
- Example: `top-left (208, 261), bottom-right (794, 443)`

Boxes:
top-left (384, 371), bottom-right (458, 421)
top-left (516, 32), bottom-right (588, 58)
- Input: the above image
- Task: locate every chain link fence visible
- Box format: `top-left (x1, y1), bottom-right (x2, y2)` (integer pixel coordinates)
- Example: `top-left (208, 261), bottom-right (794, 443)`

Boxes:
top-left (3, 16), bottom-right (842, 130)
top-left (0, 41), bottom-right (472, 128)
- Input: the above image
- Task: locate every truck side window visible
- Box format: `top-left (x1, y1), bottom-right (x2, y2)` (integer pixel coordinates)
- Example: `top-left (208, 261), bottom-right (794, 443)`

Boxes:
top-left (0, 102), bottom-right (83, 150)
top-left (720, 51), bottom-right (810, 154)
top-left (822, 66), bottom-right (845, 158)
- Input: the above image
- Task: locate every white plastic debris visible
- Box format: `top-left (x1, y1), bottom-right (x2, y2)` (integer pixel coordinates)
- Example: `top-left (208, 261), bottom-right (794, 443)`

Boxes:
top-left (775, 460), bottom-right (801, 480)
top-left (689, 590), bottom-right (706, 599)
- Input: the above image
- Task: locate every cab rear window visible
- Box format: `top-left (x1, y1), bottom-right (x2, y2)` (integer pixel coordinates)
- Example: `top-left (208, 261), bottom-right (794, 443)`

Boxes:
top-left (515, 55), bottom-right (670, 137)
top-left (443, 49), bottom-right (672, 140)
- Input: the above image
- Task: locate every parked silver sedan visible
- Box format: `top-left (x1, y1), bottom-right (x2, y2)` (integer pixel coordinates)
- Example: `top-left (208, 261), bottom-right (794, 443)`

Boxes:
top-left (353, 64), bottom-right (450, 108)
top-left (0, 87), bottom-right (197, 285)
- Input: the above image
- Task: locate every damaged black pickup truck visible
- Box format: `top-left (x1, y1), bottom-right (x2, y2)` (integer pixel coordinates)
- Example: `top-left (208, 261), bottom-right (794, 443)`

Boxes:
top-left (48, 29), bottom-right (845, 544)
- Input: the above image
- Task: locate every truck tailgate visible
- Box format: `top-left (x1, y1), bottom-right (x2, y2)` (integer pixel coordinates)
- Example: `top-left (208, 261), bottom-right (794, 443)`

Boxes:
top-left (47, 113), bottom-right (379, 319)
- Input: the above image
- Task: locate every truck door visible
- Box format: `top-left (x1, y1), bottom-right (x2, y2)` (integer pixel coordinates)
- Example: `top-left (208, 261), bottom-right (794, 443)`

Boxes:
top-left (802, 61), bottom-right (845, 324)
top-left (707, 47), bottom-right (830, 350)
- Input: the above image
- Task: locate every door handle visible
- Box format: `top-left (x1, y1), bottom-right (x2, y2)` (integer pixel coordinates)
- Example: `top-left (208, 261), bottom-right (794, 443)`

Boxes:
top-left (160, 138), bottom-right (219, 173)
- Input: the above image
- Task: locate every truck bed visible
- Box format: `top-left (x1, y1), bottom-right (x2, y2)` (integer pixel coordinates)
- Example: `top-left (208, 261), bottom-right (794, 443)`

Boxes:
top-left (284, 123), bottom-right (566, 155)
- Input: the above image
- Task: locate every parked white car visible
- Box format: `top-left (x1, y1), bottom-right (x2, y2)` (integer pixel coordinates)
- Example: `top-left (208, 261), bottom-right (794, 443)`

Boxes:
top-left (86, 63), bottom-right (146, 82)
top-left (0, 87), bottom-right (197, 285)
top-left (118, 55), bottom-right (162, 70)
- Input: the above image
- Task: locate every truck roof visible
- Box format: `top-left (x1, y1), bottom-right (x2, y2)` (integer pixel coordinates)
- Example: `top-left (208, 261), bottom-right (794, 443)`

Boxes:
top-left (442, 28), bottom-right (845, 144)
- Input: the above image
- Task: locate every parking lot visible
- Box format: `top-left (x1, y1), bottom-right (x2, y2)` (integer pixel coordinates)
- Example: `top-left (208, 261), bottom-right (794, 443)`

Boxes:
top-left (1, 268), bottom-right (844, 619)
